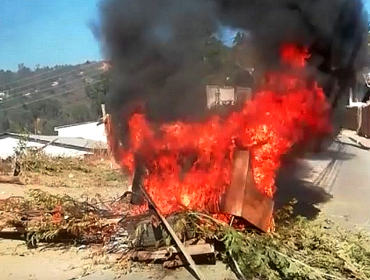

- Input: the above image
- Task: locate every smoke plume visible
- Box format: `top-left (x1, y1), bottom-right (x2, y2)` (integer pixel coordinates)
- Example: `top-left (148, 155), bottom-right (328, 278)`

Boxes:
top-left (96, 0), bottom-right (368, 140)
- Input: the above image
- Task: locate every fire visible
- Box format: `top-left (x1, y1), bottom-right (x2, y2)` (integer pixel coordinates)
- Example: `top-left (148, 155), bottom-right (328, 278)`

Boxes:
top-left (107, 44), bottom-right (332, 216)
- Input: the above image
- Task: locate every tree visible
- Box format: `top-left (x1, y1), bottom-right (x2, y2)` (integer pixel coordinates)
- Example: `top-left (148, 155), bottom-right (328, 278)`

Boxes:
top-left (85, 74), bottom-right (109, 119)
top-left (17, 63), bottom-right (31, 78)
top-left (25, 99), bottom-right (62, 134)
top-left (29, 99), bottom-right (61, 119)
top-left (69, 105), bottom-right (91, 122)
top-left (0, 111), bottom-right (10, 132)
top-left (0, 70), bottom-right (16, 89)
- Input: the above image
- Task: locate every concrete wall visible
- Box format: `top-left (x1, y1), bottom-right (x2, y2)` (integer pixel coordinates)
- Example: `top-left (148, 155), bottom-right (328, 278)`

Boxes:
top-left (55, 122), bottom-right (107, 142)
top-left (343, 106), bottom-right (359, 131)
top-left (206, 85), bottom-right (236, 108)
top-left (219, 87), bottom-right (235, 104)
top-left (0, 137), bottom-right (89, 159)
top-left (206, 85), bottom-right (219, 109)
top-left (235, 87), bottom-right (253, 103)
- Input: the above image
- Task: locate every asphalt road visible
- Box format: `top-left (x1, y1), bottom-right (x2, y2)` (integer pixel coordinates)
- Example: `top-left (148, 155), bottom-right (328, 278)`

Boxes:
top-left (302, 132), bottom-right (370, 230)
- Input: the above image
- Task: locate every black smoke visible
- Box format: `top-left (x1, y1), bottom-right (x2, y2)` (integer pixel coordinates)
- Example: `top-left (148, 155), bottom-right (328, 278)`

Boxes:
top-left (96, 0), bottom-right (368, 142)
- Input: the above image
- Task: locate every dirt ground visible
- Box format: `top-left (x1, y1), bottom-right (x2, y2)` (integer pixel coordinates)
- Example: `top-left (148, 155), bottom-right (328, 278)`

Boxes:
top-left (0, 157), bottom-right (237, 280)
top-left (0, 239), bottom-right (236, 280)
top-left (2, 131), bottom-right (369, 280)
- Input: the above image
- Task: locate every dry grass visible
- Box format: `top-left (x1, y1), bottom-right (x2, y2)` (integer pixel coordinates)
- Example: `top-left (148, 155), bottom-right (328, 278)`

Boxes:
top-left (17, 152), bottom-right (128, 189)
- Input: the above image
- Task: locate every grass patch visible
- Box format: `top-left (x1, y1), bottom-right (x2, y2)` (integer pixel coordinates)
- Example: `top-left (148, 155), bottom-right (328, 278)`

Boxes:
top-left (19, 152), bottom-right (91, 175)
top-left (102, 170), bottom-right (122, 182)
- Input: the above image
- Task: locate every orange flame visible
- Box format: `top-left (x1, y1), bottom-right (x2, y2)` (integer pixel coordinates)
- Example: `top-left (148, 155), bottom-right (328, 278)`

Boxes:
top-left (108, 45), bottom-right (332, 216)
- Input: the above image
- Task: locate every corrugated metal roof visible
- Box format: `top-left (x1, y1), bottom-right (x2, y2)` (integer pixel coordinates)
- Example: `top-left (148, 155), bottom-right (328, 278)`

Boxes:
top-left (0, 133), bottom-right (106, 151)
top-left (30, 135), bottom-right (106, 149)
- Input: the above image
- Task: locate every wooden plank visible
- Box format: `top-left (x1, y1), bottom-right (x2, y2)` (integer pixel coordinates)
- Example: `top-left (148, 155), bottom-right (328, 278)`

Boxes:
top-left (0, 176), bottom-right (23, 185)
top-left (0, 226), bottom-right (26, 239)
top-left (128, 244), bottom-right (214, 262)
top-left (0, 226), bottom-right (26, 233)
top-left (221, 150), bottom-right (274, 232)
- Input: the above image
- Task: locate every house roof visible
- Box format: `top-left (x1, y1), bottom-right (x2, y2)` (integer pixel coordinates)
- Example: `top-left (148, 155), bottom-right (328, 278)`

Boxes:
top-left (54, 121), bottom-right (101, 130)
top-left (0, 133), bottom-right (106, 151)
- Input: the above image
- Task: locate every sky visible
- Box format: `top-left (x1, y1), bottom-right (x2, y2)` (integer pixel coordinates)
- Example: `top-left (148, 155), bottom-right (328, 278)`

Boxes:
top-left (0, 0), bottom-right (102, 71)
top-left (0, 0), bottom-right (370, 72)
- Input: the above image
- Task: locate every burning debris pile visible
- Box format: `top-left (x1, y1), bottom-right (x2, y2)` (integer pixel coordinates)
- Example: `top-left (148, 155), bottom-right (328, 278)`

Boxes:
top-left (0, 155), bottom-right (370, 279)
top-left (97, 0), bottom-right (369, 228)
top-left (106, 45), bottom-right (332, 228)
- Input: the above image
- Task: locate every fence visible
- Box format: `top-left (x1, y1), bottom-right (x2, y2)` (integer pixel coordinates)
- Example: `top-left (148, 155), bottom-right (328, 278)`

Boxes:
top-left (358, 104), bottom-right (370, 138)
top-left (343, 104), bottom-right (370, 138)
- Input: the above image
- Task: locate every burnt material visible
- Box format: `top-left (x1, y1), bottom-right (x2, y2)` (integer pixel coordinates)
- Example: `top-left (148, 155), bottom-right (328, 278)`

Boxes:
top-left (130, 156), bottom-right (145, 205)
top-left (221, 150), bottom-right (274, 232)
top-left (120, 212), bottom-right (161, 248)
top-left (129, 244), bottom-right (215, 265)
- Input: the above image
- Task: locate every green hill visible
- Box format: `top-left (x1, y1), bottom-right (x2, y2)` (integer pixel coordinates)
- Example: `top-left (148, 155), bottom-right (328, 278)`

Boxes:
top-left (0, 61), bottom-right (107, 134)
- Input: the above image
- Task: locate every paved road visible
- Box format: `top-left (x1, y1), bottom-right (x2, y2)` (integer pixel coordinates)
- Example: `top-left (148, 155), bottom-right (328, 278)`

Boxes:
top-left (301, 132), bottom-right (370, 230)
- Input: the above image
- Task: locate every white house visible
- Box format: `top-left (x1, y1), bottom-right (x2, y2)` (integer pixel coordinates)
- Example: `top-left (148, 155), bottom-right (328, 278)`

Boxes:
top-left (206, 85), bottom-right (253, 109)
top-left (54, 121), bottom-right (107, 143)
top-left (0, 91), bottom-right (9, 98)
top-left (0, 133), bottom-right (107, 160)
top-left (206, 85), bottom-right (237, 108)
top-left (206, 85), bottom-right (219, 108)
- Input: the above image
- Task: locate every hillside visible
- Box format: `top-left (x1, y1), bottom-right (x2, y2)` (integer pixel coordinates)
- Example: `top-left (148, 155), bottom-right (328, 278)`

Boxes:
top-left (0, 61), bottom-right (107, 135)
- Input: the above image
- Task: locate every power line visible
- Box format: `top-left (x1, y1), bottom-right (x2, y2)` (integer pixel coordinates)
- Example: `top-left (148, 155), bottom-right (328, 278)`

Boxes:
top-left (3, 68), bottom-right (104, 103)
top-left (0, 62), bottom-right (101, 92)
top-left (0, 62), bottom-right (100, 90)
top-left (1, 63), bottom-right (101, 96)
top-left (0, 66), bottom-right (70, 89)
top-left (4, 68), bottom-right (103, 103)
top-left (0, 79), bottom-right (104, 112)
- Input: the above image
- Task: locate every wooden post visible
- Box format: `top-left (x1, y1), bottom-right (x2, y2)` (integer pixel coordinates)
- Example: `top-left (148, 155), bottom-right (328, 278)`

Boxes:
top-left (101, 104), bottom-right (106, 119)
top-left (138, 184), bottom-right (206, 280)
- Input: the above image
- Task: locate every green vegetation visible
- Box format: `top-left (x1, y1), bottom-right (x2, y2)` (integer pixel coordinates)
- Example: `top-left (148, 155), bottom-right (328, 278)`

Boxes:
top-left (0, 62), bottom-right (106, 134)
top-left (1, 189), bottom-right (114, 247)
top-left (183, 203), bottom-right (370, 280)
